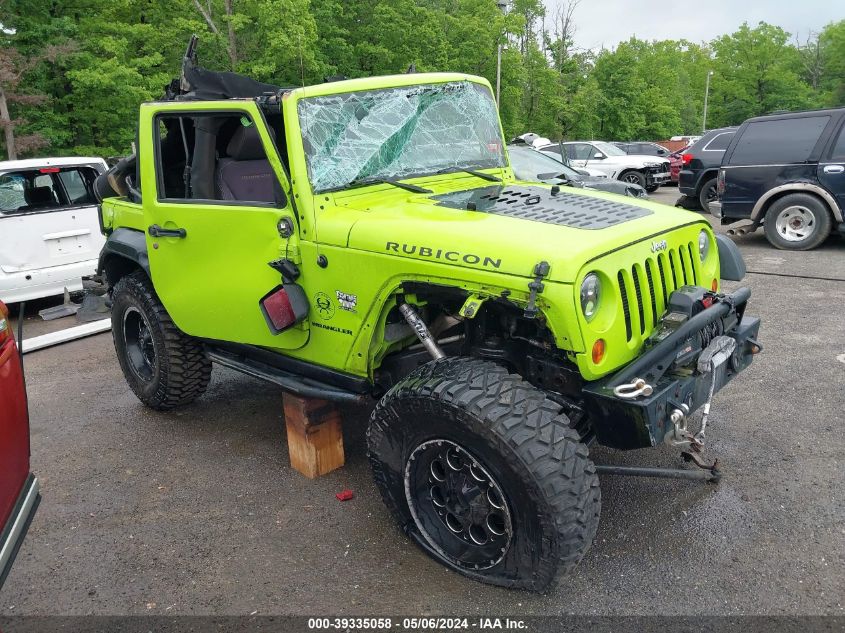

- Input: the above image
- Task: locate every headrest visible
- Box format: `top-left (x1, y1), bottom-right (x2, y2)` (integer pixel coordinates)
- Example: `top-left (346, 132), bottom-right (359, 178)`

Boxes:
top-left (226, 125), bottom-right (266, 161)
top-left (25, 186), bottom-right (56, 206)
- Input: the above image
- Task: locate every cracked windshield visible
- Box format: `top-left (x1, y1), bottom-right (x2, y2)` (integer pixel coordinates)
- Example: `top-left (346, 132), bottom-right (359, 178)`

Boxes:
top-left (298, 81), bottom-right (506, 193)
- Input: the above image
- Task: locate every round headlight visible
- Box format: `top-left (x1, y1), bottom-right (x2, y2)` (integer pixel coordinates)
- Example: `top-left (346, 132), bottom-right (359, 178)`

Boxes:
top-left (580, 273), bottom-right (601, 321)
top-left (698, 229), bottom-right (710, 262)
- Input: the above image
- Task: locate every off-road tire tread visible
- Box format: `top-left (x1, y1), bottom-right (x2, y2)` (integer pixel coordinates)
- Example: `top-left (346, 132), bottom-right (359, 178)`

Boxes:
top-left (112, 271), bottom-right (211, 410)
top-left (367, 357), bottom-right (600, 591)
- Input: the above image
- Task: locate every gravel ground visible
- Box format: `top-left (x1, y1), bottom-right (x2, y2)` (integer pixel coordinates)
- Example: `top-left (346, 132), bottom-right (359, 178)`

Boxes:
top-left (2, 187), bottom-right (844, 616)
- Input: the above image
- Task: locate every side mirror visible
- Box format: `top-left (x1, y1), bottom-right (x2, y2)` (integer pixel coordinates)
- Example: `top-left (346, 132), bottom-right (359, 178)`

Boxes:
top-left (593, 153), bottom-right (605, 160)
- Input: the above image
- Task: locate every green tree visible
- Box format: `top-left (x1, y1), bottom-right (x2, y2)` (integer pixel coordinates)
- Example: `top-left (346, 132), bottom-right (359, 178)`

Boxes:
top-left (818, 20), bottom-right (845, 106)
top-left (709, 22), bottom-right (815, 127)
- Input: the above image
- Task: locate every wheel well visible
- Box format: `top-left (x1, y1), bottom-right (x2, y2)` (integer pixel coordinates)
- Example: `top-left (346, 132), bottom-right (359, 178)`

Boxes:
top-left (102, 254), bottom-right (145, 288)
top-left (758, 189), bottom-right (833, 223)
top-left (695, 171), bottom-right (717, 194)
top-left (375, 282), bottom-right (584, 403)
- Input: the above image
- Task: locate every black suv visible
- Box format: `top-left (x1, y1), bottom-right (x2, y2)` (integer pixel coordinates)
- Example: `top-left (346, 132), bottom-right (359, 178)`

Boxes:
top-left (678, 127), bottom-right (736, 213)
top-left (713, 108), bottom-right (845, 250)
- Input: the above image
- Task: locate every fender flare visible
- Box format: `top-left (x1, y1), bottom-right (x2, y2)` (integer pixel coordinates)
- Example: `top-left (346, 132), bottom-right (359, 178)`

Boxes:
top-left (750, 183), bottom-right (843, 223)
top-left (98, 227), bottom-right (150, 286)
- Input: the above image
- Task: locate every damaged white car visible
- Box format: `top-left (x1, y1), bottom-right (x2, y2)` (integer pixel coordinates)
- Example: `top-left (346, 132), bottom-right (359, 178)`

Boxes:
top-left (0, 157), bottom-right (107, 303)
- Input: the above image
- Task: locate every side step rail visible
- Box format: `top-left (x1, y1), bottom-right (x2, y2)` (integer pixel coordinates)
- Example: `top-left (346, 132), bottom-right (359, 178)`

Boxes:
top-left (205, 347), bottom-right (369, 405)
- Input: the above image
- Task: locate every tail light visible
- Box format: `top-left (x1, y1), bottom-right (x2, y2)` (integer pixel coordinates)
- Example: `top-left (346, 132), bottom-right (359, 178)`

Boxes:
top-left (717, 169), bottom-right (726, 196)
top-left (259, 284), bottom-right (309, 333)
top-left (681, 153), bottom-right (693, 165)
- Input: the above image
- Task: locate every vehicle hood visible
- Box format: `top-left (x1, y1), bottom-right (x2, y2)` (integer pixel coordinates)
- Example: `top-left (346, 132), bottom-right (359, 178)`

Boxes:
top-left (339, 181), bottom-right (705, 283)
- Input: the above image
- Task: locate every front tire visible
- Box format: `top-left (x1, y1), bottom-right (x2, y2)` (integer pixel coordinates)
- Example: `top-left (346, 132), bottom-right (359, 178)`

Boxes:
top-left (763, 193), bottom-right (832, 251)
top-left (367, 358), bottom-right (600, 591)
top-left (620, 170), bottom-right (646, 188)
top-left (111, 271), bottom-right (212, 410)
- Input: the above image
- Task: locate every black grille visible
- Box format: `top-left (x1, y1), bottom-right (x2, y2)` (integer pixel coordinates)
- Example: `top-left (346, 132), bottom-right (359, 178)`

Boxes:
top-left (631, 266), bottom-right (645, 335)
top-left (645, 260), bottom-right (658, 331)
top-left (616, 241), bottom-right (699, 344)
top-left (618, 270), bottom-right (632, 341)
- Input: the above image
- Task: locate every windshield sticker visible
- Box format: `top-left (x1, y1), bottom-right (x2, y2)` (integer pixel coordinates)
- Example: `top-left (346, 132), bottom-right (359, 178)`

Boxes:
top-left (385, 242), bottom-right (501, 269)
top-left (298, 81), bottom-right (505, 193)
top-left (336, 291), bottom-right (358, 313)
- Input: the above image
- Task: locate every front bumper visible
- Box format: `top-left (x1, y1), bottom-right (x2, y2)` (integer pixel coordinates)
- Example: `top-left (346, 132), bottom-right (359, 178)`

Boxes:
top-left (583, 288), bottom-right (760, 450)
top-left (645, 171), bottom-right (670, 187)
top-left (0, 474), bottom-right (40, 589)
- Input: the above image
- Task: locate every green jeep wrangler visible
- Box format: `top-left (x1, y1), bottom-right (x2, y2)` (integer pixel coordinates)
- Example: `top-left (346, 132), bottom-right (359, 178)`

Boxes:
top-left (95, 40), bottom-right (761, 590)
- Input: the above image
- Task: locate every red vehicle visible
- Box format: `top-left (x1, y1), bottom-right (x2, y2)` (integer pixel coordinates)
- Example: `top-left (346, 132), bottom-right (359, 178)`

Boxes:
top-left (0, 300), bottom-right (40, 588)
top-left (669, 145), bottom-right (690, 183)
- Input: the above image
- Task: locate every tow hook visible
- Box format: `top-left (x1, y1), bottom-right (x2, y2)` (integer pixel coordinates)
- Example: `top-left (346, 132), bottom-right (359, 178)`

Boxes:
top-left (613, 378), bottom-right (654, 399)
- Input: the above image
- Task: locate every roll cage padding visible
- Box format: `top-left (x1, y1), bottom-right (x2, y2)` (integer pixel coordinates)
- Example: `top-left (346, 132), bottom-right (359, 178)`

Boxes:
top-left (98, 228), bottom-right (150, 287)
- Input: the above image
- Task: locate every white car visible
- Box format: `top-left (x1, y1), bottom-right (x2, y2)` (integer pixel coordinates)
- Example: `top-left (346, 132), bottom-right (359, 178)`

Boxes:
top-left (0, 157), bottom-right (108, 303)
top-left (539, 141), bottom-right (670, 192)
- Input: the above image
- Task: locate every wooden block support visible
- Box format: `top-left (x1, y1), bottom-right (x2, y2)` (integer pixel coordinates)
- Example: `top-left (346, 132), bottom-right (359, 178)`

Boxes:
top-left (282, 393), bottom-right (345, 479)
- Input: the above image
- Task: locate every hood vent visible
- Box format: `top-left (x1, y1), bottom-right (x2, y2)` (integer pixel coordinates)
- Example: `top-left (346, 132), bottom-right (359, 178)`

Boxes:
top-left (432, 185), bottom-right (652, 230)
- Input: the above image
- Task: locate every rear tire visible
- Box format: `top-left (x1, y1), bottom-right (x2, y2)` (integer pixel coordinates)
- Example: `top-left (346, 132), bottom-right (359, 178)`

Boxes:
top-left (763, 193), bottom-right (832, 251)
top-left (111, 271), bottom-right (211, 410)
top-left (367, 357), bottom-right (600, 591)
top-left (698, 178), bottom-right (717, 214)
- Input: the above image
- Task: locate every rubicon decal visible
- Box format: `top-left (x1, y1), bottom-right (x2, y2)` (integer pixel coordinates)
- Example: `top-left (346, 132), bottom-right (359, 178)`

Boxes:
top-left (386, 242), bottom-right (502, 269)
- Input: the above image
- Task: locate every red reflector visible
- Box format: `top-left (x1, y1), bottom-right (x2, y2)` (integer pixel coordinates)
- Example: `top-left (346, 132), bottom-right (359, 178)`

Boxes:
top-left (681, 153), bottom-right (692, 165)
top-left (261, 287), bottom-right (296, 332)
top-left (39, 167), bottom-right (61, 173)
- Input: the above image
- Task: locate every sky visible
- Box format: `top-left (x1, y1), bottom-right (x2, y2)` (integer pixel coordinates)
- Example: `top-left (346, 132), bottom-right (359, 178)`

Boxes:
top-left (544, 0), bottom-right (844, 51)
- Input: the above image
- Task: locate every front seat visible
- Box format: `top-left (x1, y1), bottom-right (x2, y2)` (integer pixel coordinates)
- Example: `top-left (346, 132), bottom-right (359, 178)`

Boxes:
top-left (215, 125), bottom-right (276, 203)
top-left (19, 186), bottom-right (57, 211)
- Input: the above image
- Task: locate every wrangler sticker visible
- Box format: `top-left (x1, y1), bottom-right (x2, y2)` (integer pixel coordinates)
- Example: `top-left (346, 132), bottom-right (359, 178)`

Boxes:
top-left (385, 242), bottom-right (501, 269)
top-left (312, 321), bottom-right (353, 336)
top-left (336, 290), bottom-right (358, 312)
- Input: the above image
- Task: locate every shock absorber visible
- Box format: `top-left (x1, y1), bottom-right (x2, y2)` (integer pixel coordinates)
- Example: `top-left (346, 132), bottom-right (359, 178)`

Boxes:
top-left (399, 303), bottom-right (445, 360)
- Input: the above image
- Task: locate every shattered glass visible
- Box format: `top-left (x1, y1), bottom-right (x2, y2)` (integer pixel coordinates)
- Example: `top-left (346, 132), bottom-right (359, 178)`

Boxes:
top-left (298, 81), bottom-right (506, 193)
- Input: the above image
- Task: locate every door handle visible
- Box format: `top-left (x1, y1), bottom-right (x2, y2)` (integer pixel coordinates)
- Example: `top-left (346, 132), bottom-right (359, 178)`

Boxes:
top-left (148, 224), bottom-right (187, 238)
top-left (823, 165), bottom-right (844, 174)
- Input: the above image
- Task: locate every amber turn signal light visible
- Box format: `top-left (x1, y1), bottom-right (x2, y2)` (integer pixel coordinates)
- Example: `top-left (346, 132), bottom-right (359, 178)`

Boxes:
top-left (592, 338), bottom-right (606, 364)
